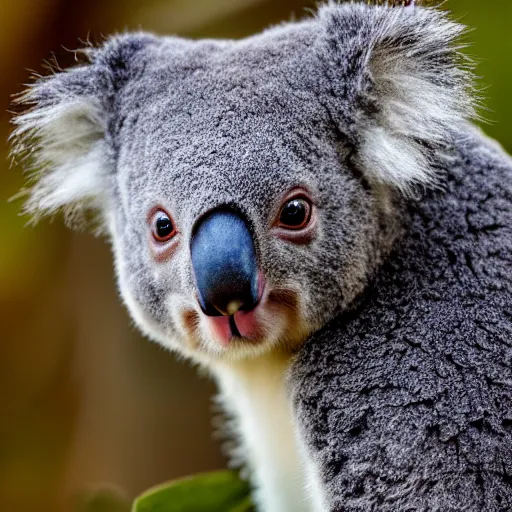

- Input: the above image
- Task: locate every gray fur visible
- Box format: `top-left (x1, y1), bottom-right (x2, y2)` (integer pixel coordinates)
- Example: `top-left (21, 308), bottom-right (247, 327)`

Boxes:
top-left (289, 129), bottom-right (512, 511)
top-left (11, 1), bottom-right (510, 510)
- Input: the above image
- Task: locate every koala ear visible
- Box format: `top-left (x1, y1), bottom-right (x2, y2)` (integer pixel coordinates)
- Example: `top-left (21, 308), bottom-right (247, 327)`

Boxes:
top-left (11, 33), bottom-right (157, 229)
top-left (317, 3), bottom-right (477, 192)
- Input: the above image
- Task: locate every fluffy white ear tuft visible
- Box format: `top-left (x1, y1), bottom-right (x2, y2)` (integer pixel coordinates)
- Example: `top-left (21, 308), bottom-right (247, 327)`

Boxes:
top-left (10, 33), bottom-right (156, 229)
top-left (319, 4), bottom-right (478, 193)
top-left (11, 93), bottom-right (108, 226)
top-left (11, 75), bottom-right (109, 228)
top-left (359, 126), bottom-right (434, 191)
top-left (361, 8), bottom-right (476, 191)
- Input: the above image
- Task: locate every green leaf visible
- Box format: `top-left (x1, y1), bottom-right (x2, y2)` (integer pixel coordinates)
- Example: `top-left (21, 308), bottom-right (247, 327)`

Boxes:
top-left (132, 470), bottom-right (253, 512)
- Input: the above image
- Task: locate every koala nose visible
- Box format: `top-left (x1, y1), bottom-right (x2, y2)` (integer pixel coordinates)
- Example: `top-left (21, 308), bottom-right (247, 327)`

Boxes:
top-left (191, 210), bottom-right (259, 317)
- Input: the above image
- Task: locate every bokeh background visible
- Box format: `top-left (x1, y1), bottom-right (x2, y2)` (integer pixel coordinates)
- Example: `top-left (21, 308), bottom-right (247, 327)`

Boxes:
top-left (1, 1), bottom-right (511, 511)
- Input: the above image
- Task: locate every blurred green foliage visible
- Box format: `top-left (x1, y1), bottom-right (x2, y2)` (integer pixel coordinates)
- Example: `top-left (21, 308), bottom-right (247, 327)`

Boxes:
top-left (449, 0), bottom-right (512, 149)
top-left (77, 488), bottom-right (130, 512)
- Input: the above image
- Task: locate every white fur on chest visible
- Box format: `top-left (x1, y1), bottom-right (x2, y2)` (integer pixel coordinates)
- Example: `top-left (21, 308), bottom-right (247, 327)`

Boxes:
top-left (212, 352), bottom-right (324, 512)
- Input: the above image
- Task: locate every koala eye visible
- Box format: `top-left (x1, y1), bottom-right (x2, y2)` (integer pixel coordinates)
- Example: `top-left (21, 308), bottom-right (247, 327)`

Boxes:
top-left (278, 197), bottom-right (312, 230)
top-left (151, 209), bottom-right (177, 242)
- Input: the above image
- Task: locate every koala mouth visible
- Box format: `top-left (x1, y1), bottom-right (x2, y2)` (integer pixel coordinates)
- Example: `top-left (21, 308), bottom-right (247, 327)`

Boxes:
top-left (181, 285), bottom-right (306, 355)
top-left (229, 315), bottom-right (242, 338)
top-left (205, 289), bottom-right (266, 347)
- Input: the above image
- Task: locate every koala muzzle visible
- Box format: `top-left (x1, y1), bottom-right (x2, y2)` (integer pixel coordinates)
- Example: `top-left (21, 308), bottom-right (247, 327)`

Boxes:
top-left (191, 210), bottom-right (260, 317)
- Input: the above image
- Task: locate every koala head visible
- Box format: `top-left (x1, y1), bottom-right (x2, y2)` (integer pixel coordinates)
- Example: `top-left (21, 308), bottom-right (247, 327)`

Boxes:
top-left (12, 3), bottom-right (474, 362)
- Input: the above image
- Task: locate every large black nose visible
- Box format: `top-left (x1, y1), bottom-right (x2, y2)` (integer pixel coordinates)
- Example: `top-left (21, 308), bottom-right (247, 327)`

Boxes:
top-left (191, 210), bottom-right (259, 317)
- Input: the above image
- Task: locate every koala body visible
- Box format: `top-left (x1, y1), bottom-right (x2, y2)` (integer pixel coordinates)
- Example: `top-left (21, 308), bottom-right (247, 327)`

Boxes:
top-left (12, 2), bottom-right (511, 511)
top-left (291, 128), bottom-right (512, 511)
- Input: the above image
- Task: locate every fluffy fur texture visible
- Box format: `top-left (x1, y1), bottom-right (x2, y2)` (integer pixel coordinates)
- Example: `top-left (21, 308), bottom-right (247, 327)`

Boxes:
top-left (11, 2), bottom-right (509, 511)
top-left (10, 35), bottom-right (156, 227)
top-left (290, 129), bottom-right (512, 511)
top-left (318, 3), bottom-right (475, 192)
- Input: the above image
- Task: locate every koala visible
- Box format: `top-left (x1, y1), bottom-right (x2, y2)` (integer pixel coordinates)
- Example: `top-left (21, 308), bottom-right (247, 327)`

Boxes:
top-left (11, 1), bottom-right (512, 511)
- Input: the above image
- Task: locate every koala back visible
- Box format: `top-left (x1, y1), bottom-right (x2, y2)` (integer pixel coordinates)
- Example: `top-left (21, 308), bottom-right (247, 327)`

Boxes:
top-left (289, 127), bottom-right (512, 511)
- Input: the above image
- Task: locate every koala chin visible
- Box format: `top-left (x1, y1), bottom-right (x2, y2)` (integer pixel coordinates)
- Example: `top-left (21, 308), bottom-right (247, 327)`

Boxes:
top-left (11, 2), bottom-right (491, 511)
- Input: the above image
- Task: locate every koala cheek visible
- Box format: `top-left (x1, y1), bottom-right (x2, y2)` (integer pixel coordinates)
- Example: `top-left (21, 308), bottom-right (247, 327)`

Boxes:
top-left (116, 270), bottom-right (162, 342)
top-left (118, 278), bottom-right (188, 354)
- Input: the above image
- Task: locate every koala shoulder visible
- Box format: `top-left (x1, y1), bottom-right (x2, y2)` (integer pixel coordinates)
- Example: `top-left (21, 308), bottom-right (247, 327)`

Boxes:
top-left (289, 126), bottom-right (512, 511)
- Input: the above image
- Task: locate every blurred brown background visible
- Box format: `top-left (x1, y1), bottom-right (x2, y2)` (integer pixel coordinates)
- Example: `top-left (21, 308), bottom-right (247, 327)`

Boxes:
top-left (1, 1), bottom-right (511, 511)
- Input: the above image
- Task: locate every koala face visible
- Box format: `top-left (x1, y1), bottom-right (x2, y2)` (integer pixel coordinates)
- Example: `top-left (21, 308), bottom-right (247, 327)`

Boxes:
top-left (111, 49), bottom-right (386, 359)
top-left (12, 4), bottom-right (473, 362)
